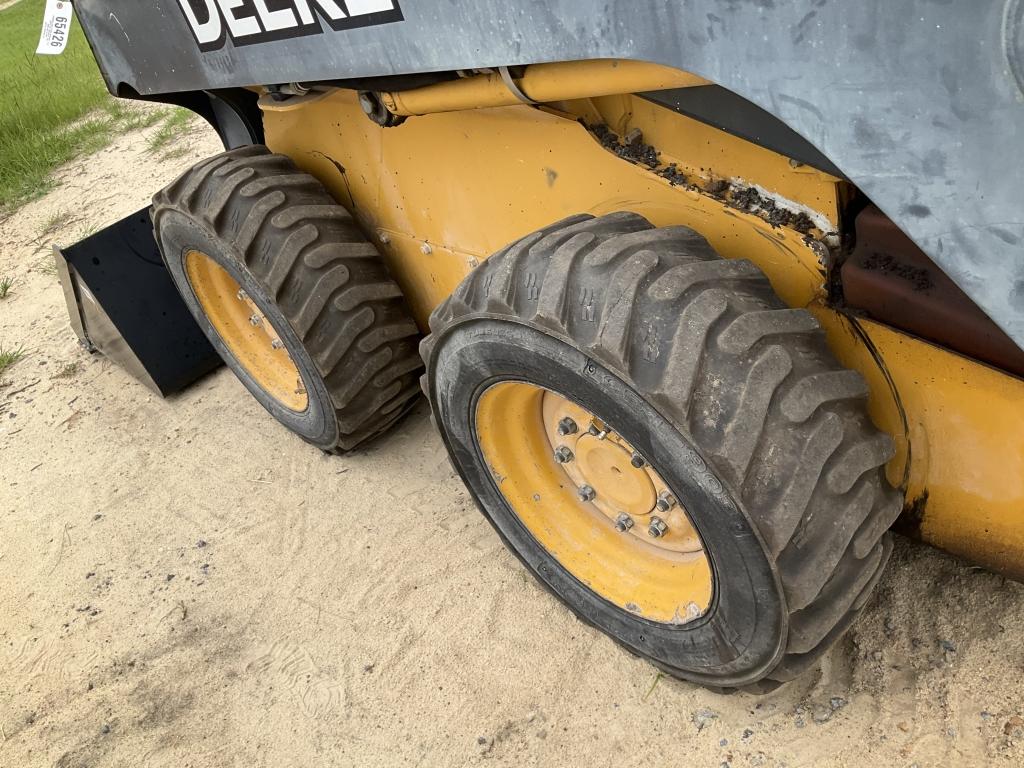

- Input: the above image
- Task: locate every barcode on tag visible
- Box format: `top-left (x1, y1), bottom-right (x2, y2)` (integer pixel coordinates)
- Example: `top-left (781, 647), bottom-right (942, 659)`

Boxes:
top-left (36, 0), bottom-right (74, 55)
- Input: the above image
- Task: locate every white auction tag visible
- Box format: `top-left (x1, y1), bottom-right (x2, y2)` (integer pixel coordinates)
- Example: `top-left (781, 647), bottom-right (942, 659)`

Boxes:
top-left (36, 0), bottom-right (74, 55)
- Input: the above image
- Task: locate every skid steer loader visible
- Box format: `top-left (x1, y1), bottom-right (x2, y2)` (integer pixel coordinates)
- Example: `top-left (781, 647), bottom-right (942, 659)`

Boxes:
top-left (63, 0), bottom-right (1024, 692)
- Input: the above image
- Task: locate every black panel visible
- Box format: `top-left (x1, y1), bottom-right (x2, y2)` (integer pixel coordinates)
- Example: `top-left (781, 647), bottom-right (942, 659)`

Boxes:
top-left (62, 208), bottom-right (223, 395)
top-left (641, 87), bottom-right (846, 179)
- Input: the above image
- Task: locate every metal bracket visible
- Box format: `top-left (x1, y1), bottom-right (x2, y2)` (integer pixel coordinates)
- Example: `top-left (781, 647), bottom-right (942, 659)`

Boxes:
top-left (498, 66), bottom-right (537, 105)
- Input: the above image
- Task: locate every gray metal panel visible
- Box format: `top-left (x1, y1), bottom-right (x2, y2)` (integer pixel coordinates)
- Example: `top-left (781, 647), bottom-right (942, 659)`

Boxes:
top-left (76, 0), bottom-right (1024, 349)
top-left (54, 246), bottom-right (91, 350)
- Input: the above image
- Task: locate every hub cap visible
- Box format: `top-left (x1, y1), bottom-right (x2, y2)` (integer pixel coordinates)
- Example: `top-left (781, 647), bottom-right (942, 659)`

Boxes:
top-left (475, 382), bottom-right (712, 624)
top-left (185, 249), bottom-right (308, 412)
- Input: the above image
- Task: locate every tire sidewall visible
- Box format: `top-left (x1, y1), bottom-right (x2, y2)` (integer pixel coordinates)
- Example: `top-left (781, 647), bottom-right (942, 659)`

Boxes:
top-left (156, 210), bottom-right (338, 448)
top-left (430, 319), bottom-right (787, 687)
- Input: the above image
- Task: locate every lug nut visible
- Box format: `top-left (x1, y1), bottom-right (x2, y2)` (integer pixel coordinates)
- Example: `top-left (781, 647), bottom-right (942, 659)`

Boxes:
top-left (249, 314), bottom-right (262, 327)
top-left (614, 513), bottom-right (634, 532)
top-left (648, 516), bottom-right (668, 538)
top-left (557, 417), bottom-right (578, 436)
top-left (588, 421), bottom-right (608, 440)
top-left (553, 446), bottom-right (574, 464)
top-left (271, 338), bottom-right (284, 350)
top-left (630, 451), bottom-right (646, 468)
top-left (236, 288), bottom-right (248, 301)
top-left (578, 485), bottom-right (596, 502)
top-left (655, 491), bottom-right (677, 513)
top-left (420, 242), bottom-right (432, 255)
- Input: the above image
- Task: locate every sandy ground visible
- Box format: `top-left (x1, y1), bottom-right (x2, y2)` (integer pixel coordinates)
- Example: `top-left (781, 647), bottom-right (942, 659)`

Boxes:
top-left (1, 114), bottom-right (1023, 768)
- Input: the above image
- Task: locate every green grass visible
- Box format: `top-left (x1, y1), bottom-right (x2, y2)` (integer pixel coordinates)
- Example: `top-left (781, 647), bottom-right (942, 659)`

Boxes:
top-left (53, 360), bottom-right (81, 378)
top-left (33, 253), bottom-right (57, 276)
top-left (107, 99), bottom-right (170, 133)
top-left (76, 220), bottom-right (100, 240)
top-left (0, 344), bottom-right (25, 374)
top-left (39, 208), bottom-right (74, 236)
top-left (0, 0), bottom-right (112, 209)
top-left (0, 275), bottom-right (13, 299)
top-left (0, 1), bottom-right (187, 212)
top-left (147, 108), bottom-right (194, 153)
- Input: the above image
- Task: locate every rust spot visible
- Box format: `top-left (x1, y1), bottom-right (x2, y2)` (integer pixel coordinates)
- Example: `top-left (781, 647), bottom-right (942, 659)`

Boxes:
top-left (841, 206), bottom-right (1024, 377)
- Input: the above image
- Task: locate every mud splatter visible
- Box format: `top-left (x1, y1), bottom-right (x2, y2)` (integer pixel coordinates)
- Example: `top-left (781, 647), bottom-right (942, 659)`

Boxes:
top-left (590, 124), bottom-right (659, 168)
top-left (860, 252), bottom-right (934, 292)
top-left (896, 489), bottom-right (930, 535)
top-left (590, 121), bottom-right (826, 236)
top-left (657, 163), bottom-right (688, 186)
top-left (725, 184), bottom-right (816, 233)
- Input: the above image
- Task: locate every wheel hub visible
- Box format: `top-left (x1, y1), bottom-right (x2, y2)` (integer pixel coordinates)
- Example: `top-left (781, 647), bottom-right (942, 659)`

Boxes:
top-left (184, 249), bottom-right (308, 412)
top-left (541, 391), bottom-right (702, 555)
top-left (572, 434), bottom-right (656, 517)
top-left (475, 381), bottom-right (712, 624)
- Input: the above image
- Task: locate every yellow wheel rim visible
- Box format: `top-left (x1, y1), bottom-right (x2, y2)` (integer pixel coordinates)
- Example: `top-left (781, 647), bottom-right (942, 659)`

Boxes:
top-left (185, 249), bottom-right (308, 412)
top-left (475, 382), bottom-right (713, 624)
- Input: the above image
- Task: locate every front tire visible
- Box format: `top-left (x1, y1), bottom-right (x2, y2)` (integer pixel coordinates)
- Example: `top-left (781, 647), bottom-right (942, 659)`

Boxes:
top-left (421, 212), bottom-right (902, 690)
top-left (152, 146), bottom-right (422, 452)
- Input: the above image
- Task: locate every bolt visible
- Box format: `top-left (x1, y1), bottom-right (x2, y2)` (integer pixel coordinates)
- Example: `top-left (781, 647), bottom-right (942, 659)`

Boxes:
top-left (553, 445), bottom-right (574, 464)
top-left (236, 288), bottom-right (248, 301)
top-left (648, 516), bottom-right (668, 538)
top-left (557, 417), bottom-right (578, 436)
top-left (249, 314), bottom-right (262, 327)
top-left (271, 338), bottom-right (284, 350)
top-left (420, 242), bottom-right (432, 255)
top-left (587, 421), bottom-right (608, 440)
top-left (578, 485), bottom-right (596, 502)
top-left (614, 513), bottom-right (634, 532)
top-left (467, 257), bottom-right (480, 267)
top-left (630, 451), bottom-right (646, 468)
top-left (655, 491), bottom-right (677, 513)
top-left (378, 230), bottom-right (390, 244)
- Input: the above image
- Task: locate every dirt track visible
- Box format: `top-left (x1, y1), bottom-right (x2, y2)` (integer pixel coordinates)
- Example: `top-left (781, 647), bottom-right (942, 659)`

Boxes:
top-left (1, 117), bottom-right (1023, 768)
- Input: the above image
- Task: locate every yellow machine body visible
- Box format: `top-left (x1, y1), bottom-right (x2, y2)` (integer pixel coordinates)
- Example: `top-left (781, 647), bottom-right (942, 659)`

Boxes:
top-left (262, 83), bottom-right (1024, 581)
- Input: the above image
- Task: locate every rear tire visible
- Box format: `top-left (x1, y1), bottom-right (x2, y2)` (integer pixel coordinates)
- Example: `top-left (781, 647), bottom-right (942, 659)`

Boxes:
top-left (152, 146), bottom-right (422, 452)
top-left (421, 212), bottom-right (902, 690)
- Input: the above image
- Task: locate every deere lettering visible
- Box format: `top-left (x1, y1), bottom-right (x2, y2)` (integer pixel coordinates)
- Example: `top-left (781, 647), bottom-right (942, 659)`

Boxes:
top-left (176, 0), bottom-right (403, 51)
